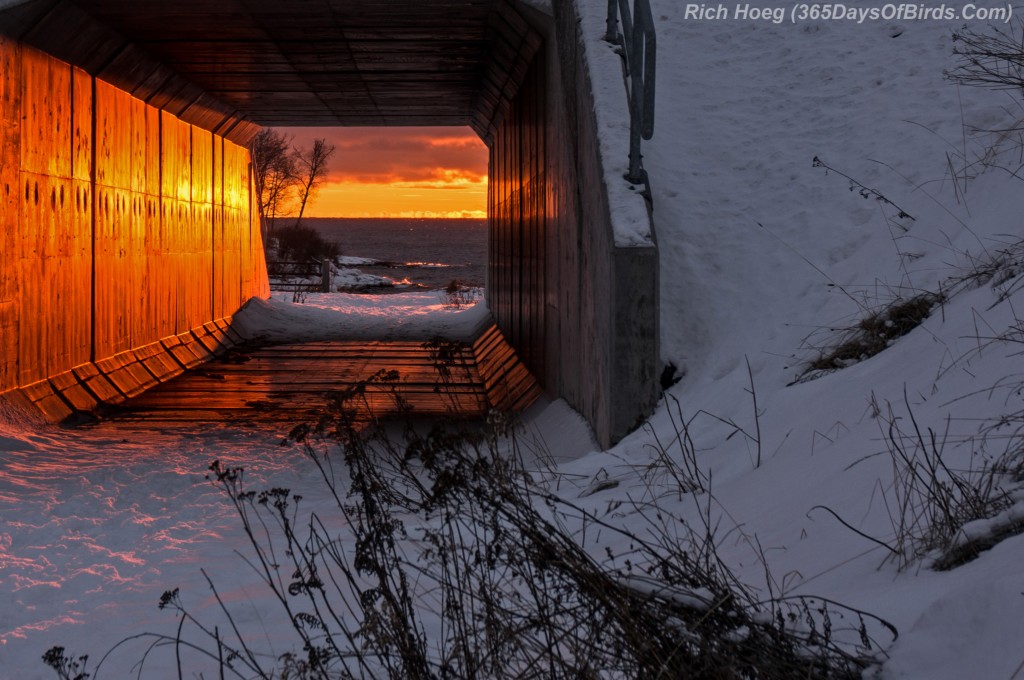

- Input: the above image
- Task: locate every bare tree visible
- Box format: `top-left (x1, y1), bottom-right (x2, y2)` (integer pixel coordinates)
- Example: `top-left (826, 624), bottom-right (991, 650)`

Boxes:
top-left (249, 128), bottom-right (297, 243)
top-left (291, 138), bottom-right (336, 228)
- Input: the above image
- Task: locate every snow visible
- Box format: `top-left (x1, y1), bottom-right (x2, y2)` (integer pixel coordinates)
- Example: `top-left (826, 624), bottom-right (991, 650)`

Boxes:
top-left (234, 291), bottom-right (492, 343)
top-left (336, 256), bottom-right (377, 266)
top-left (5, 2), bottom-right (1024, 678)
top-left (581, 4), bottom-right (657, 247)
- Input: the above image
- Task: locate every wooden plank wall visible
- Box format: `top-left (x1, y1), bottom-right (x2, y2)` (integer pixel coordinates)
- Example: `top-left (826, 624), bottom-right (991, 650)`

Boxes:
top-left (0, 36), bottom-right (20, 392)
top-left (488, 54), bottom-right (546, 383)
top-left (0, 38), bottom-right (269, 406)
top-left (18, 47), bottom-right (85, 385)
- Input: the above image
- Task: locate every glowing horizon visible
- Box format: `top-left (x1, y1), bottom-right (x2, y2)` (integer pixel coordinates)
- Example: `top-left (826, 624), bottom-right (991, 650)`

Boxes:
top-left (277, 126), bottom-right (488, 219)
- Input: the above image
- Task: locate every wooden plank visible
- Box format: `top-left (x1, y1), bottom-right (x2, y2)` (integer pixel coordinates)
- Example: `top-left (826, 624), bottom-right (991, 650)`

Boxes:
top-left (248, 143), bottom-right (269, 299)
top-left (485, 362), bottom-right (533, 400)
top-left (474, 331), bottom-right (510, 362)
top-left (20, 46), bottom-right (72, 178)
top-left (162, 113), bottom-right (191, 201)
top-left (153, 195), bottom-right (175, 340)
top-left (145, 105), bottom-right (161, 196)
top-left (476, 341), bottom-right (516, 378)
top-left (203, 321), bottom-right (235, 351)
top-left (222, 207), bottom-right (240, 311)
top-left (18, 173), bottom-right (47, 385)
top-left (213, 356), bottom-right (479, 368)
top-left (129, 96), bottom-right (147, 193)
top-left (17, 48), bottom-right (75, 386)
top-left (92, 334), bottom-right (538, 427)
top-left (104, 364), bottom-right (158, 398)
top-left (219, 319), bottom-right (247, 345)
top-left (223, 142), bottom-right (247, 304)
top-left (72, 67), bottom-right (92, 182)
top-left (125, 98), bottom-right (148, 351)
top-left (162, 335), bottom-right (206, 369)
top-left (142, 374), bottom-right (484, 389)
top-left (49, 369), bottom-right (99, 412)
top-left (163, 342), bottom-right (201, 370)
top-left (192, 126), bottom-right (213, 204)
top-left (70, 71), bottom-right (93, 368)
top-left (73, 363), bottom-right (124, 403)
top-left (192, 327), bottom-right (225, 356)
top-left (19, 379), bottom-right (74, 422)
top-left (130, 390), bottom-right (489, 409)
top-left (183, 330), bottom-right (216, 362)
top-left (93, 78), bottom-right (135, 358)
top-left (92, 186), bottom-right (116, 359)
top-left (479, 347), bottom-right (523, 390)
top-left (171, 199), bottom-right (191, 334)
top-left (127, 191), bottom-right (149, 347)
top-left (472, 324), bottom-right (501, 350)
top-left (248, 347), bottom-right (474, 358)
top-left (95, 79), bottom-right (131, 188)
top-left (48, 176), bottom-right (77, 376)
top-left (0, 37), bottom-right (22, 393)
top-left (192, 202), bottom-right (214, 328)
top-left (96, 353), bottom-right (158, 398)
top-left (471, 324), bottom-right (541, 412)
top-left (135, 384), bottom-right (489, 398)
top-left (134, 341), bottom-right (186, 382)
top-left (213, 137), bottom-right (225, 319)
top-left (159, 113), bottom-right (186, 335)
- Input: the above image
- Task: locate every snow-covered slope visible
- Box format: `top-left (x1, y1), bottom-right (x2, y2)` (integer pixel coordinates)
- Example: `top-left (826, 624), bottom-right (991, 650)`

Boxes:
top-left (574, 3), bottom-right (1024, 678)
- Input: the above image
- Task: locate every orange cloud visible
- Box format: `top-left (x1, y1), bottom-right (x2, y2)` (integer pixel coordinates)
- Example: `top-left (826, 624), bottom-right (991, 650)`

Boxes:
top-left (276, 126), bottom-right (488, 217)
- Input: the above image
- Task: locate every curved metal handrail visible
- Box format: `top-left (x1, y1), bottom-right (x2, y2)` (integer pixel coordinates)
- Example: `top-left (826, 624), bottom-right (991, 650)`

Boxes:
top-left (605, 0), bottom-right (656, 190)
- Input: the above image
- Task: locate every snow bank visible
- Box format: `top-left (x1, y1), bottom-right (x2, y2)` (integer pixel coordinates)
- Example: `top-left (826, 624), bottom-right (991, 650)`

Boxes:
top-left (232, 292), bottom-right (491, 343)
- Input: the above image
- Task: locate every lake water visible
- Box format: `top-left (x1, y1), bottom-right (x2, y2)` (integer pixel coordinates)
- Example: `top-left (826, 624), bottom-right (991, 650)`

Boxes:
top-left (301, 218), bottom-right (487, 291)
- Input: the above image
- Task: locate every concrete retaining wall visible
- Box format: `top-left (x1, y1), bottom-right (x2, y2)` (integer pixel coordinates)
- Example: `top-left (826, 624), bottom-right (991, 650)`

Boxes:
top-left (0, 37), bottom-right (268, 422)
top-left (489, 2), bottom-right (660, 447)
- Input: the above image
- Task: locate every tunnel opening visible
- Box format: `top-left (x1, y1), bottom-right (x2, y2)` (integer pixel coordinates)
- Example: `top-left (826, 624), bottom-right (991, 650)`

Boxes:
top-left (257, 125), bottom-right (489, 296)
top-left (0, 0), bottom-right (660, 446)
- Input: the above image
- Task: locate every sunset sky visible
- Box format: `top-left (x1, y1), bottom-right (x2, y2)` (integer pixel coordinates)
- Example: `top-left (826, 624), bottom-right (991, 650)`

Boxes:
top-left (282, 126), bottom-right (488, 219)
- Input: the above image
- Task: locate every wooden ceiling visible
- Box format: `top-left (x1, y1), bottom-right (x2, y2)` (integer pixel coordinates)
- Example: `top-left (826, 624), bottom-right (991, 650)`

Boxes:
top-left (0, 0), bottom-right (542, 143)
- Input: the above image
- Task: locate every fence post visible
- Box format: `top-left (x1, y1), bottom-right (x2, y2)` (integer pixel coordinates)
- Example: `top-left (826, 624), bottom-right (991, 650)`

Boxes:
top-left (605, 0), bottom-right (619, 41)
top-left (321, 258), bottom-right (331, 293)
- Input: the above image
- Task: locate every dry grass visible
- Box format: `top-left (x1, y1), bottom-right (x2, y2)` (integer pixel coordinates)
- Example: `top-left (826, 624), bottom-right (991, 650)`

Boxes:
top-left (804, 293), bottom-right (941, 375)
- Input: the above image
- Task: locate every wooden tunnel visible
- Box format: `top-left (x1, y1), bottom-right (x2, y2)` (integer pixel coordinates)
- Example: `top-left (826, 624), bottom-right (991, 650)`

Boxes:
top-left (0, 37), bottom-right (268, 423)
top-left (0, 0), bottom-right (660, 446)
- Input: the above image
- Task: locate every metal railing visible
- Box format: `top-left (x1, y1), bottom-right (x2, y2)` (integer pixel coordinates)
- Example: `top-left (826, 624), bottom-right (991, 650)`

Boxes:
top-left (605, 0), bottom-right (656, 190)
top-left (267, 258), bottom-right (332, 293)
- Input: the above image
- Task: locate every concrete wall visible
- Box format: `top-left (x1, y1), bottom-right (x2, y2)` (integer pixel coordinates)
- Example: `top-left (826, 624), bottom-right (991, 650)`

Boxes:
top-left (488, 3), bottom-right (660, 447)
top-left (0, 37), bottom-right (268, 421)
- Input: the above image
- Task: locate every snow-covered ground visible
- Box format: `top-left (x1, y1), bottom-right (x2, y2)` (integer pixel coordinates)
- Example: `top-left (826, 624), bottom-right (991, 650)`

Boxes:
top-left (598, 3), bottom-right (1024, 678)
top-left (5, 2), bottom-right (1024, 678)
top-left (239, 290), bottom-right (491, 342)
